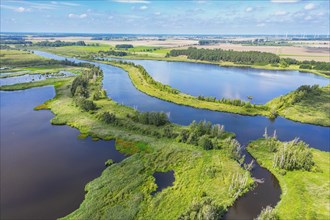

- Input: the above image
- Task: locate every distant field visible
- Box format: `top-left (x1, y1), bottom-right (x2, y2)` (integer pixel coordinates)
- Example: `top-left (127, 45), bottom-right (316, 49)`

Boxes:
top-left (29, 37), bottom-right (329, 62)
top-left (32, 45), bottom-right (111, 57)
top-left (0, 49), bottom-right (49, 66)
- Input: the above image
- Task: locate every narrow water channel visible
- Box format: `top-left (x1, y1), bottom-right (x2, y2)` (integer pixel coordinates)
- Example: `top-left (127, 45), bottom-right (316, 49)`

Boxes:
top-left (32, 50), bottom-right (330, 219)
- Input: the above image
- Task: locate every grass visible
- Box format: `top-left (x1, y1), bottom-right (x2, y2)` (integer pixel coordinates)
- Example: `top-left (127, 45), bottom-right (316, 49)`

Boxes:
top-left (247, 139), bottom-right (330, 220)
top-left (0, 49), bottom-right (50, 67)
top-left (0, 77), bottom-right (72, 91)
top-left (30, 45), bottom-right (111, 58)
top-left (30, 72), bottom-right (253, 219)
top-left (267, 85), bottom-right (330, 126)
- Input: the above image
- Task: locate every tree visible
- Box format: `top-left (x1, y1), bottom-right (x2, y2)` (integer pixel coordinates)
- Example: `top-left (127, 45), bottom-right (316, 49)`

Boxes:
top-left (198, 135), bottom-right (213, 150)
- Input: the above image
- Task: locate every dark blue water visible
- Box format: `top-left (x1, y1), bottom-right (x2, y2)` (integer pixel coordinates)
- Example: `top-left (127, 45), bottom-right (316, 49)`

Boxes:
top-left (0, 87), bottom-right (126, 219)
top-left (151, 170), bottom-right (175, 196)
top-left (106, 58), bottom-right (329, 104)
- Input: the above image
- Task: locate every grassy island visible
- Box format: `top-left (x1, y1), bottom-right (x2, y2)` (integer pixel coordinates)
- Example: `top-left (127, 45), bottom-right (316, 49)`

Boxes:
top-left (247, 137), bottom-right (330, 220)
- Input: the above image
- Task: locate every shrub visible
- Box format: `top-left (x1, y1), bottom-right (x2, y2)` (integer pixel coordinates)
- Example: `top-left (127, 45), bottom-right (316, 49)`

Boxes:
top-left (256, 206), bottom-right (279, 220)
top-left (75, 98), bottom-right (96, 111)
top-left (178, 198), bottom-right (225, 220)
top-left (273, 138), bottom-right (314, 171)
top-left (134, 112), bottom-right (169, 126)
top-left (100, 112), bottom-right (116, 124)
top-left (198, 135), bottom-right (213, 150)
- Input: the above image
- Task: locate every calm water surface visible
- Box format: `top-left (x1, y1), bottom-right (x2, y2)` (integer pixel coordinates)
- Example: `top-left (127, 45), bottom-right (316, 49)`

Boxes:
top-left (32, 51), bottom-right (330, 219)
top-left (151, 171), bottom-right (175, 196)
top-left (107, 58), bottom-right (329, 104)
top-left (0, 87), bottom-right (126, 219)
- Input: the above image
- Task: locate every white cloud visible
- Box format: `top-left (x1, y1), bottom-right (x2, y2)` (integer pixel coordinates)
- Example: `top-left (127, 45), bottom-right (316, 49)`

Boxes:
top-left (1, 5), bottom-right (31, 12)
top-left (51, 1), bottom-right (80, 6)
top-left (15, 6), bottom-right (26, 12)
top-left (112, 0), bottom-right (150, 3)
top-left (140, 5), bottom-right (148, 10)
top-left (257, 23), bottom-right (266, 27)
top-left (245, 7), bottom-right (253, 12)
top-left (271, 0), bottom-right (300, 3)
top-left (274, 10), bottom-right (288, 16)
top-left (304, 3), bottom-right (315, 10)
top-left (68, 13), bottom-right (88, 19)
top-left (304, 15), bottom-right (312, 20)
top-left (154, 12), bottom-right (161, 15)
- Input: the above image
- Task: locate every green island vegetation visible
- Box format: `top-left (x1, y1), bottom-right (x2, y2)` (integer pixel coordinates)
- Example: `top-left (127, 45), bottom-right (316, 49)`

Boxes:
top-left (247, 130), bottom-right (330, 220)
top-left (1, 54), bottom-right (256, 219)
top-left (266, 84), bottom-right (330, 126)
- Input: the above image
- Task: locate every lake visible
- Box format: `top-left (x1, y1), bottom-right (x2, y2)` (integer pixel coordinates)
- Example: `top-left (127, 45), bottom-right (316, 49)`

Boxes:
top-left (0, 87), bottom-right (126, 219)
top-left (106, 58), bottom-right (329, 104)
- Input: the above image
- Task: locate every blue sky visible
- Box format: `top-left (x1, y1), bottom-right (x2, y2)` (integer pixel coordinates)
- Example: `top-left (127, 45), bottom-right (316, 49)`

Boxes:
top-left (1, 0), bottom-right (329, 34)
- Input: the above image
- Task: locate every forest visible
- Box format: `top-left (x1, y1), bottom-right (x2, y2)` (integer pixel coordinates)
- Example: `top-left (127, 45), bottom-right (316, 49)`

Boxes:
top-left (167, 47), bottom-right (280, 65)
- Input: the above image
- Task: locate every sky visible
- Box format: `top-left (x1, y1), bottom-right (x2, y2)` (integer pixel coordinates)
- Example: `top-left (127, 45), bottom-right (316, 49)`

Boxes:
top-left (0, 0), bottom-right (329, 34)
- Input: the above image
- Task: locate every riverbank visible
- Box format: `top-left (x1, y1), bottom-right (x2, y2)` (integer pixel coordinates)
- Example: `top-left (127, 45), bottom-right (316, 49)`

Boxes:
top-left (247, 139), bottom-right (330, 219)
top-left (266, 84), bottom-right (330, 126)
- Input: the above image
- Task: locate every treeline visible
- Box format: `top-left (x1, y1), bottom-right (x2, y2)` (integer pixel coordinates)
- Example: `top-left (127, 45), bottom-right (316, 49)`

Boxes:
top-left (198, 95), bottom-right (250, 107)
top-left (132, 112), bottom-right (169, 126)
top-left (115, 44), bottom-right (133, 49)
top-left (34, 40), bottom-right (86, 47)
top-left (0, 40), bottom-right (32, 45)
top-left (167, 47), bottom-right (280, 65)
top-left (198, 40), bottom-right (220, 45)
top-left (167, 47), bottom-right (329, 72)
top-left (103, 50), bottom-right (128, 56)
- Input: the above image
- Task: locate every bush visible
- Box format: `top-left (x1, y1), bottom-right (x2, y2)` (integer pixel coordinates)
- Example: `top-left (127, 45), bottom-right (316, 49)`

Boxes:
top-left (100, 112), bottom-right (116, 124)
top-left (256, 206), bottom-right (279, 220)
top-left (198, 135), bottom-right (213, 150)
top-left (75, 98), bottom-right (96, 111)
top-left (134, 112), bottom-right (169, 126)
top-left (178, 198), bottom-right (224, 220)
top-left (273, 138), bottom-right (314, 171)
top-left (71, 76), bottom-right (88, 96)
